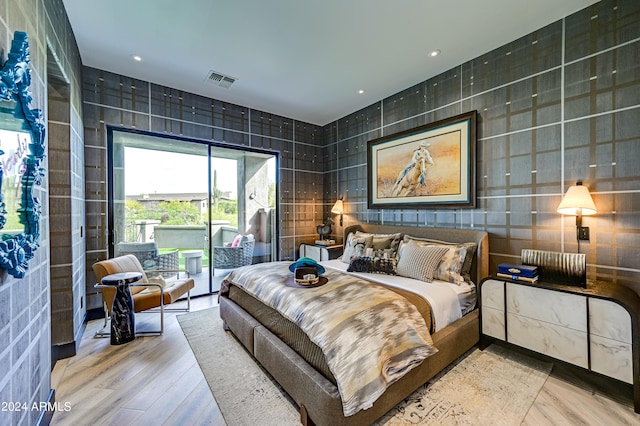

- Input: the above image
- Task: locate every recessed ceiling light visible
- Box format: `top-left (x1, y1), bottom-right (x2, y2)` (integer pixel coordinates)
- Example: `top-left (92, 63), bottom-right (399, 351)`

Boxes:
top-left (429, 49), bottom-right (441, 57)
top-left (131, 55), bottom-right (142, 62)
top-left (358, 89), bottom-right (365, 94)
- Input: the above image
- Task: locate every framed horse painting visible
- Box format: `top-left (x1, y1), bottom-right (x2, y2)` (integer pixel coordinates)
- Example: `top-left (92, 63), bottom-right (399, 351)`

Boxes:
top-left (367, 110), bottom-right (476, 209)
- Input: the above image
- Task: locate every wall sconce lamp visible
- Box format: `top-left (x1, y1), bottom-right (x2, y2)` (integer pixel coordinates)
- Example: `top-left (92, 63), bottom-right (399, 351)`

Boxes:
top-left (331, 198), bottom-right (344, 227)
top-left (556, 180), bottom-right (597, 241)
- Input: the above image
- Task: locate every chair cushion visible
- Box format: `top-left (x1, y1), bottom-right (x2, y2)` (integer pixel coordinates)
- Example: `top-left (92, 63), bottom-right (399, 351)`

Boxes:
top-left (132, 277), bottom-right (195, 312)
top-left (92, 255), bottom-right (147, 314)
top-left (94, 254), bottom-right (148, 282)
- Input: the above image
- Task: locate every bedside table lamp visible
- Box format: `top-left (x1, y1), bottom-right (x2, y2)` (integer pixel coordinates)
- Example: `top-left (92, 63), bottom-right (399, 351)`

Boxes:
top-left (331, 198), bottom-right (344, 227)
top-left (557, 180), bottom-right (597, 241)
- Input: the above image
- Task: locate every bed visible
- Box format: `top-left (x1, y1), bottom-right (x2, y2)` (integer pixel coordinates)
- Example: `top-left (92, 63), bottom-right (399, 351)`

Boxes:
top-left (219, 224), bottom-right (489, 425)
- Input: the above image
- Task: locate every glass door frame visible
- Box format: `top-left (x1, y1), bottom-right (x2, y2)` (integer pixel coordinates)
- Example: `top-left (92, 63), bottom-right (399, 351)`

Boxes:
top-left (106, 126), bottom-right (280, 295)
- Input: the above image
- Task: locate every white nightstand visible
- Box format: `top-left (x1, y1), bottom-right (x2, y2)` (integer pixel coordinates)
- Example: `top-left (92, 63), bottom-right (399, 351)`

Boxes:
top-left (299, 243), bottom-right (343, 262)
top-left (480, 276), bottom-right (640, 413)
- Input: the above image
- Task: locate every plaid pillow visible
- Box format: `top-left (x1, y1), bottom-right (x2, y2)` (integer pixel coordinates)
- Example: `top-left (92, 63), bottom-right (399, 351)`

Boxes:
top-left (396, 241), bottom-right (449, 282)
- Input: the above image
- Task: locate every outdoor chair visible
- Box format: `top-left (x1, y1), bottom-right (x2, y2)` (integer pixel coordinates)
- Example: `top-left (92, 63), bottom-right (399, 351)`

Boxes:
top-left (116, 241), bottom-right (179, 278)
top-left (93, 254), bottom-right (194, 336)
top-left (213, 233), bottom-right (255, 269)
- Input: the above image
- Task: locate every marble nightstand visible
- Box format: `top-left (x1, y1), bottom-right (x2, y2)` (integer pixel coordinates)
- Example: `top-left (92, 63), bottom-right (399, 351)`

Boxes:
top-left (479, 276), bottom-right (640, 413)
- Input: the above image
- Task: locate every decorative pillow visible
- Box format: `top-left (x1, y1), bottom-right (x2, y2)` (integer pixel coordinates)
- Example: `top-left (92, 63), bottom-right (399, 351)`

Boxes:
top-left (403, 235), bottom-right (477, 285)
top-left (341, 233), bottom-right (373, 263)
top-left (356, 231), bottom-right (402, 262)
top-left (372, 248), bottom-right (397, 259)
top-left (145, 275), bottom-right (167, 291)
top-left (356, 231), bottom-right (402, 250)
top-left (400, 240), bottom-right (466, 284)
top-left (231, 234), bottom-right (243, 247)
top-left (347, 256), bottom-right (397, 275)
top-left (458, 242), bottom-right (477, 281)
top-left (433, 244), bottom-right (467, 285)
top-left (396, 241), bottom-right (449, 282)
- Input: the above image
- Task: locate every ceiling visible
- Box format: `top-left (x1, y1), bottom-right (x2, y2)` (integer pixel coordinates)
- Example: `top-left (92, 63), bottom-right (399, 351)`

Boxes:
top-left (62, 0), bottom-right (597, 126)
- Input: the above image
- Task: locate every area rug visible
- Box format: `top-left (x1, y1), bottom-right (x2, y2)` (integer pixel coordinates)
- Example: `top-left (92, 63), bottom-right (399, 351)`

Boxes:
top-left (178, 307), bottom-right (552, 425)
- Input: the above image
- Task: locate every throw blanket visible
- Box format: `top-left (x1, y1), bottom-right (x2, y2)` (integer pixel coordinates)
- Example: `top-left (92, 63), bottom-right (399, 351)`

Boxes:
top-left (221, 261), bottom-right (438, 417)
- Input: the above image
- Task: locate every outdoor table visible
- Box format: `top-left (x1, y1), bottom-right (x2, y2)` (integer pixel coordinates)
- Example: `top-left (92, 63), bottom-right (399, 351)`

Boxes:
top-left (182, 250), bottom-right (204, 274)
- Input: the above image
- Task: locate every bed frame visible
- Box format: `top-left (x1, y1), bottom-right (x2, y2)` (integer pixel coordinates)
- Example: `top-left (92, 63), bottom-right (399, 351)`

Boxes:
top-left (219, 224), bottom-right (489, 425)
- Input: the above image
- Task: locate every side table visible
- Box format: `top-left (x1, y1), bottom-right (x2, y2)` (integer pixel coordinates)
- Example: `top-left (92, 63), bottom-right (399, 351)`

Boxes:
top-left (299, 243), bottom-right (343, 262)
top-left (182, 250), bottom-right (203, 274)
top-left (99, 272), bottom-right (142, 345)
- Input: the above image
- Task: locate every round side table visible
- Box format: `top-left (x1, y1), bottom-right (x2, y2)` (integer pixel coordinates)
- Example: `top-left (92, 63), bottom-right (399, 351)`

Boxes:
top-left (181, 250), bottom-right (204, 274)
top-left (101, 272), bottom-right (142, 345)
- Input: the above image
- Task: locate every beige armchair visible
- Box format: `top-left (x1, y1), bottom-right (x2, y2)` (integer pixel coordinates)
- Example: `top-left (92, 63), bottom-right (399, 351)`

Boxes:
top-left (93, 254), bottom-right (194, 336)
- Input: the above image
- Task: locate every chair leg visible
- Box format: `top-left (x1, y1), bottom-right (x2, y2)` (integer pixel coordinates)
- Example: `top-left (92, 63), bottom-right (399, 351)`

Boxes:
top-left (162, 290), bottom-right (191, 313)
top-left (135, 299), bottom-right (164, 336)
top-left (94, 303), bottom-right (110, 338)
top-left (94, 327), bottom-right (110, 338)
top-left (95, 291), bottom-right (190, 338)
top-left (96, 304), bottom-right (165, 337)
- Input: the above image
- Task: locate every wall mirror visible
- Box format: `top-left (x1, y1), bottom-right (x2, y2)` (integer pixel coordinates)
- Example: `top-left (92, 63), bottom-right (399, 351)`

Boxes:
top-left (0, 31), bottom-right (46, 278)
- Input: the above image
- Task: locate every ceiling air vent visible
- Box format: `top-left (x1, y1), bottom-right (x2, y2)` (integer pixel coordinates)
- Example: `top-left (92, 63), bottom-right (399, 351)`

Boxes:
top-left (205, 70), bottom-right (236, 88)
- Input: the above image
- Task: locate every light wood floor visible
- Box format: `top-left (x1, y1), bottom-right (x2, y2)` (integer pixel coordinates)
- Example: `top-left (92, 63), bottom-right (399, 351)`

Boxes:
top-left (51, 296), bottom-right (224, 426)
top-left (51, 295), bottom-right (640, 425)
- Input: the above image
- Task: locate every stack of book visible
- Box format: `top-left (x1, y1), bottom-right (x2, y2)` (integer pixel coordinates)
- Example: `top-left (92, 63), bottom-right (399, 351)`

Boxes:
top-left (497, 263), bottom-right (539, 283)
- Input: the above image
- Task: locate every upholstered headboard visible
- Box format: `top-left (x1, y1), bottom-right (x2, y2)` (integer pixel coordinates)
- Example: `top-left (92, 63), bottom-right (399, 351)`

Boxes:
top-left (344, 224), bottom-right (489, 285)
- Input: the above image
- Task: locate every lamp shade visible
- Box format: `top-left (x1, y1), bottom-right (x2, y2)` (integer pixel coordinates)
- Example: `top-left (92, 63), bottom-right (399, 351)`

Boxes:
top-left (557, 184), bottom-right (597, 216)
top-left (331, 199), bottom-right (344, 214)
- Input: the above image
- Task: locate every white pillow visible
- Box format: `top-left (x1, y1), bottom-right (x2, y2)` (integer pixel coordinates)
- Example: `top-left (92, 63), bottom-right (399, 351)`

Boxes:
top-left (145, 275), bottom-right (167, 291)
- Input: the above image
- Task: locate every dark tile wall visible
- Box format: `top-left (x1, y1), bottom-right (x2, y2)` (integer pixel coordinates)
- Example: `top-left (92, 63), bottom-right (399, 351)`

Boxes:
top-left (0, 9), bottom-right (49, 426)
top-left (2, 0), bottom-right (634, 423)
top-left (0, 0), bottom-right (83, 423)
top-left (323, 0), bottom-right (640, 291)
top-left (83, 71), bottom-right (324, 310)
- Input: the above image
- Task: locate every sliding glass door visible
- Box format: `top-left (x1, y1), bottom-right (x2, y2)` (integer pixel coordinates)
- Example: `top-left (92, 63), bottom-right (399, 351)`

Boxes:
top-left (109, 129), bottom-right (277, 296)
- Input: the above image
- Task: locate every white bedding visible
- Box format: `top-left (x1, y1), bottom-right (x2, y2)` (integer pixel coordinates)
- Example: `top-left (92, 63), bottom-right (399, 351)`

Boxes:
top-left (321, 259), bottom-right (476, 331)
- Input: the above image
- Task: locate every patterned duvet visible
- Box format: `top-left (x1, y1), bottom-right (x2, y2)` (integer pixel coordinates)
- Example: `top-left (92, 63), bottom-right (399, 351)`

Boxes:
top-left (221, 261), bottom-right (438, 417)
